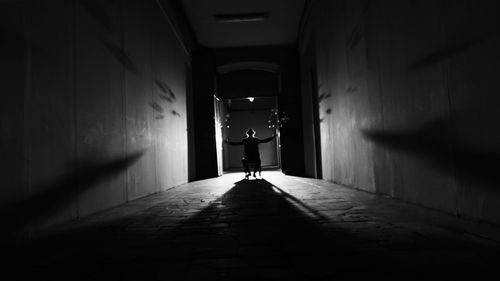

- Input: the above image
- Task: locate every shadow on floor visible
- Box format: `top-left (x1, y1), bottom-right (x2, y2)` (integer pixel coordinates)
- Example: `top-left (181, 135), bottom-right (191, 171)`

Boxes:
top-left (5, 178), bottom-right (498, 280)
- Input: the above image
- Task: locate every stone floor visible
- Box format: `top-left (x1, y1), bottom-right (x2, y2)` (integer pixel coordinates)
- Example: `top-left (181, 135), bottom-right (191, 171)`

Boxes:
top-left (5, 171), bottom-right (500, 280)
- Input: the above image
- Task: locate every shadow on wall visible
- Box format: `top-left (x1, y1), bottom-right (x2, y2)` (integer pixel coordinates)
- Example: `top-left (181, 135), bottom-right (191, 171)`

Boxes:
top-left (1, 150), bottom-right (145, 233)
top-left (362, 113), bottom-right (500, 188)
top-left (80, 0), bottom-right (141, 74)
top-left (155, 79), bottom-right (177, 102)
top-left (81, 1), bottom-right (184, 121)
top-left (407, 30), bottom-right (499, 71)
top-left (79, 0), bottom-right (114, 32)
top-left (100, 38), bottom-right (140, 74)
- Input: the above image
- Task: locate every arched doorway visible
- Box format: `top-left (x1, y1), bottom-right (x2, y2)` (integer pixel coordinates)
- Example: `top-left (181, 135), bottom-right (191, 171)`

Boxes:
top-left (215, 62), bottom-right (282, 174)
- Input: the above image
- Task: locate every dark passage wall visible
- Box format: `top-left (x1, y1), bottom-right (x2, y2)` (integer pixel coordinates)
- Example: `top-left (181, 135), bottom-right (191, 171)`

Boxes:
top-left (300, 0), bottom-right (500, 224)
top-left (1, 0), bottom-right (190, 231)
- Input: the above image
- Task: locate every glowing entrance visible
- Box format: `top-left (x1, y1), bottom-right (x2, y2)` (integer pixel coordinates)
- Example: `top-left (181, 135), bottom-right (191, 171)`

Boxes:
top-left (220, 96), bottom-right (281, 174)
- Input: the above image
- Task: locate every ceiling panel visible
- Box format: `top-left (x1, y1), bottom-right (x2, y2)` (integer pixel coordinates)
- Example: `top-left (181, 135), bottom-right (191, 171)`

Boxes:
top-left (179, 0), bottom-right (306, 47)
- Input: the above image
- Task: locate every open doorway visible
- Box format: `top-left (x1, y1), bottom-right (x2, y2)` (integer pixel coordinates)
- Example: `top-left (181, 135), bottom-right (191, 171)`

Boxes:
top-left (220, 96), bottom-right (280, 173)
top-left (214, 95), bottom-right (224, 176)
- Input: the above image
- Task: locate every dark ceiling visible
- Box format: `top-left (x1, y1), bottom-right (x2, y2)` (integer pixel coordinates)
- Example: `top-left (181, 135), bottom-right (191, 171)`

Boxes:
top-left (178, 0), bottom-right (307, 48)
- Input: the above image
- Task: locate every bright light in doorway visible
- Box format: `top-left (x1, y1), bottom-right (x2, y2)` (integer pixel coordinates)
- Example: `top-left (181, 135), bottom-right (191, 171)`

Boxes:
top-left (247, 97), bottom-right (255, 102)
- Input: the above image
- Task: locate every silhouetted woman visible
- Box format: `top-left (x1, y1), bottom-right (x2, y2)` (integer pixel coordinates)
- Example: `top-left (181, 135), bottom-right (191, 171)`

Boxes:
top-left (224, 128), bottom-right (276, 178)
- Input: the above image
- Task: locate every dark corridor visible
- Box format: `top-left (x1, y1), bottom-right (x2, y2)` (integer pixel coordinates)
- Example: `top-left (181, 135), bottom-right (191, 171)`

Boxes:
top-left (3, 0), bottom-right (500, 279)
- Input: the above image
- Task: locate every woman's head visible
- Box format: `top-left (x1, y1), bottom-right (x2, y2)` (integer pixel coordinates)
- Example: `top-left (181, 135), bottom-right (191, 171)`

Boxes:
top-left (246, 128), bottom-right (255, 137)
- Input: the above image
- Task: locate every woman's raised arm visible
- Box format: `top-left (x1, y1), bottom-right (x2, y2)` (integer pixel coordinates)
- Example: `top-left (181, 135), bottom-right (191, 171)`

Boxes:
top-left (259, 134), bottom-right (276, 143)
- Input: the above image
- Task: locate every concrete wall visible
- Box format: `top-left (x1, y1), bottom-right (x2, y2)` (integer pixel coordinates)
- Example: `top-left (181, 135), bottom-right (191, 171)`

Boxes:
top-left (1, 2), bottom-right (26, 211)
top-left (300, 0), bottom-right (500, 224)
top-left (191, 49), bottom-right (219, 180)
top-left (1, 0), bottom-right (190, 231)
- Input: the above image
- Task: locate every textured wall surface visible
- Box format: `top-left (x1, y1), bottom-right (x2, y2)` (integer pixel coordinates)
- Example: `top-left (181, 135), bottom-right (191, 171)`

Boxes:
top-left (1, 0), bottom-right (190, 231)
top-left (0, 3), bottom-right (25, 210)
top-left (191, 49), bottom-right (219, 180)
top-left (300, 0), bottom-right (500, 224)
